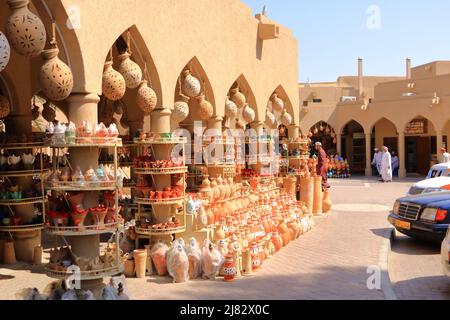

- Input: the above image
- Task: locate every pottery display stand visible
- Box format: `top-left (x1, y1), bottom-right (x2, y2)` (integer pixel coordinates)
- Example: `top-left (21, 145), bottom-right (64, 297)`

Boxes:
top-left (0, 143), bottom-right (47, 264)
top-left (44, 94), bottom-right (122, 297)
top-left (134, 108), bottom-right (187, 250)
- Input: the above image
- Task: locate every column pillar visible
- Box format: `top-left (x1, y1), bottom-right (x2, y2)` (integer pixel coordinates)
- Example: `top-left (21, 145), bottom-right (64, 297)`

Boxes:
top-left (398, 131), bottom-right (406, 178)
top-left (336, 133), bottom-right (342, 155)
top-left (436, 130), bottom-right (444, 163)
top-left (207, 116), bottom-right (223, 133)
top-left (288, 125), bottom-right (300, 140)
top-left (365, 133), bottom-right (372, 177)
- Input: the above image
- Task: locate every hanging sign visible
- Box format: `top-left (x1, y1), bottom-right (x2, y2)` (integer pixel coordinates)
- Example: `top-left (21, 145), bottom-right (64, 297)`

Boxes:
top-left (405, 119), bottom-right (427, 135)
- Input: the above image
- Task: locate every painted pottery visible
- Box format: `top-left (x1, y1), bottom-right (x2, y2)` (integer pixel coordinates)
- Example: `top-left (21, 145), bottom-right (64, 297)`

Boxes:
top-left (223, 254), bottom-right (237, 282)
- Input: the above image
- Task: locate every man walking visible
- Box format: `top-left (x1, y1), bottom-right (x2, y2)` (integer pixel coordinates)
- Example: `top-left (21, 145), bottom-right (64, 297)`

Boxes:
top-left (380, 146), bottom-right (393, 182)
top-left (315, 142), bottom-right (330, 189)
top-left (372, 148), bottom-right (382, 176)
top-left (391, 151), bottom-right (399, 177)
top-left (440, 148), bottom-right (450, 163)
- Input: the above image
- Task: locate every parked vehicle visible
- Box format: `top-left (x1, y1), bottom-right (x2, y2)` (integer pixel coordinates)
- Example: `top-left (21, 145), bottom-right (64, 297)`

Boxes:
top-left (441, 228), bottom-right (450, 278)
top-left (389, 192), bottom-right (450, 242)
top-left (407, 163), bottom-right (450, 196)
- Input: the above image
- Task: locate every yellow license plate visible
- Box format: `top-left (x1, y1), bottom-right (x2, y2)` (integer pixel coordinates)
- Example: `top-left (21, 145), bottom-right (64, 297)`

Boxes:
top-left (394, 219), bottom-right (411, 230)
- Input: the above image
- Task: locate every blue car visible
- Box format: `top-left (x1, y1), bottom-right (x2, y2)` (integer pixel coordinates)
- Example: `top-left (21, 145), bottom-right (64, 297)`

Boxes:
top-left (389, 192), bottom-right (450, 243)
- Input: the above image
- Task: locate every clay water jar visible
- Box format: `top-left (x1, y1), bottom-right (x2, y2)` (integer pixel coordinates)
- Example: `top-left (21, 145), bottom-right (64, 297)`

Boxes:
top-left (3, 241), bottom-right (16, 265)
top-left (124, 259), bottom-right (135, 278)
top-left (134, 249), bottom-right (147, 279)
top-left (241, 249), bottom-right (253, 276)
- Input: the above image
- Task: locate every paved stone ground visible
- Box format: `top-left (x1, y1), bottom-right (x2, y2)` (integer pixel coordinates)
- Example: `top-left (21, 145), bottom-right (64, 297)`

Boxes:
top-left (0, 176), bottom-right (431, 300)
top-left (390, 233), bottom-right (450, 300)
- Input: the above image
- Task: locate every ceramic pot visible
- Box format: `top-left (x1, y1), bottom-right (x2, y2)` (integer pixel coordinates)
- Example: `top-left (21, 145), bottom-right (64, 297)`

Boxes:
top-left (0, 95), bottom-right (11, 119)
top-left (0, 32), bottom-right (10, 72)
top-left (91, 208), bottom-right (108, 229)
top-left (250, 243), bottom-right (261, 271)
top-left (33, 245), bottom-right (42, 265)
top-left (172, 95), bottom-right (190, 123)
top-left (265, 111), bottom-right (277, 129)
top-left (39, 47), bottom-right (73, 101)
top-left (271, 93), bottom-right (284, 112)
top-left (322, 188), bottom-right (332, 213)
top-left (124, 258), bottom-right (135, 277)
top-left (118, 52), bottom-right (142, 89)
top-left (225, 98), bottom-right (238, 118)
top-left (136, 80), bottom-right (157, 114)
top-left (242, 105), bottom-right (255, 123)
top-left (102, 61), bottom-right (126, 101)
top-left (3, 241), bottom-right (16, 265)
top-left (241, 249), bottom-right (253, 276)
top-left (280, 111), bottom-right (292, 126)
top-left (5, 0), bottom-right (46, 57)
top-left (300, 177), bottom-right (314, 214)
top-left (223, 254), bottom-right (237, 282)
top-left (71, 211), bottom-right (87, 231)
top-left (134, 249), bottom-right (147, 279)
top-left (197, 94), bottom-right (213, 120)
top-left (272, 231), bottom-right (283, 253)
top-left (313, 176), bottom-right (323, 216)
top-left (230, 87), bottom-right (246, 109)
top-left (181, 69), bottom-right (201, 97)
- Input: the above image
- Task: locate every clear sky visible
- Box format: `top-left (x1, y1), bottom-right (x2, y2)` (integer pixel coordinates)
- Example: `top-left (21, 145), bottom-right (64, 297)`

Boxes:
top-left (241, 0), bottom-right (450, 83)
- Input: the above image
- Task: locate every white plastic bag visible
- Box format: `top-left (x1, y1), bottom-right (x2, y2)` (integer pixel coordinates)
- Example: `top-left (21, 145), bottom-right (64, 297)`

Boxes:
top-left (201, 239), bottom-right (225, 280)
top-left (167, 242), bottom-right (189, 283)
top-left (150, 241), bottom-right (169, 276)
top-left (186, 238), bottom-right (202, 280)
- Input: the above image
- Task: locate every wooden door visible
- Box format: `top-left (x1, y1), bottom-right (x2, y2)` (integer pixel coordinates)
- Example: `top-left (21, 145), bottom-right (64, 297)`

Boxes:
top-left (417, 137), bottom-right (431, 175)
top-left (383, 137), bottom-right (398, 154)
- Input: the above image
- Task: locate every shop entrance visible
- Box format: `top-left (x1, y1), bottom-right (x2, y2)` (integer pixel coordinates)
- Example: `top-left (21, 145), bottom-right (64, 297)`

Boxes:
top-left (405, 136), bottom-right (430, 176)
top-left (342, 120), bottom-right (365, 174)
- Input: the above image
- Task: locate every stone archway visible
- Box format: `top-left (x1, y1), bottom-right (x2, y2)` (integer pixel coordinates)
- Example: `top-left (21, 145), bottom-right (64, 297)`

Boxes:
top-left (341, 120), bottom-right (366, 174)
top-left (309, 121), bottom-right (338, 156)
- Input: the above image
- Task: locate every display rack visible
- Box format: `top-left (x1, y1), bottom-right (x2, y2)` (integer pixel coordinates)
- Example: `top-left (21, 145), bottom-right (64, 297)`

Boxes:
top-left (44, 137), bottom-right (123, 281)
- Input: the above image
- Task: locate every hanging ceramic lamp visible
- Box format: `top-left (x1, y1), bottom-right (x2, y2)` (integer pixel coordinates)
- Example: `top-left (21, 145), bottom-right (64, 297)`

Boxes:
top-left (181, 69), bottom-right (201, 98)
top-left (173, 95), bottom-right (190, 123)
top-left (5, 0), bottom-right (46, 57)
top-left (0, 31), bottom-right (11, 72)
top-left (118, 52), bottom-right (142, 89)
top-left (136, 80), bottom-right (157, 114)
top-left (271, 93), bottom-right (284, 113)
top-left (102, 53), bottom-right (126, 101)
top-left (197, 94), bottom-right (213, 120)
top-left (0, 95), bottom-right (11, 119)
top-left (242, 104), bottom-right (255, 123)
top-left (225, 98), bottom-right (238, 119)
top-left (42, 100), bottom-right (56, 122)
top-left (230, 86), bottom-right (246, 109)
top-left (265, 110), bottom-right (276, 129)
top-left (280, 111), bottom-right (292, 126)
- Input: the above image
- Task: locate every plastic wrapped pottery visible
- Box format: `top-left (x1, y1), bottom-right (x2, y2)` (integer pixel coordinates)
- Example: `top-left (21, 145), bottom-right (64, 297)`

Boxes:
top-left (136, 80), bottom-right (157, 114)
top-left (39, 48), bottom-right (74, 101)
top-left (0, 31), bottom-right (10, 72)
top-left (102, 61), bottom-right (126, 101)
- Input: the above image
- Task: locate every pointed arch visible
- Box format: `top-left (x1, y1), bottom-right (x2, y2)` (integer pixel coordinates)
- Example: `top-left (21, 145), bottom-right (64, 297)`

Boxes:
top-left (339, 119), bottom-right (366, 135)
top-left (229, 74), bottom-right (258, 119)
top-left (370, 117), bottom-right (398, 133)
top-left (402, 115), bottom-right (436, 133)
top-left (270, 85), bottom-right (294, 121)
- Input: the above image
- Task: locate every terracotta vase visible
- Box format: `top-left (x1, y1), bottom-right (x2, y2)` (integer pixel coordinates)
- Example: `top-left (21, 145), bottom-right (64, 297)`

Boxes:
top-left (71, 211), bottom-right (87, 231)
top-left (5, 0), bottom-right (46, 57)
top-left (118, 52), bottom-right (142, 89)
top-left (102, 61), bottom-right (126, 101)
top-left (241, 249), bottom-right (253, 276)
top-left (134, 249), bottom-right (147, 279)
top-left (230, 87), bottom-right (246, 109)
top-left (91, 208), bottom-right (108, 229)
top-left (181, 69), bottom-right (201, 97)
top-left (136, 80), bottom-right (157, 114)
top-left (300, 177), bottom-right (314, 214)
top-left (0, 31), bottom-right (10, 72)
top-left (223, 254), bottom-right (237, 282)
top-left (322, 188), bottom-right (332, 213)
top-left (39, 47), bottom-right (74, 101)
top-left (33, 245), bottom-right (42, 265)
top-left (173, 95), bottom-right (190, 123)
top-left (265, 111), bottom-right (277, 129)
top-left (250, 243), bottom-right (261, 271)
top-left (197, 94), bottom-right (213, 120)
top-left (124, 259), bottom-right (135, 277)
top-left (272, 231), bottom-right (283, 253)
top-left (270, 93), bottom-right (284, 112)
top-left (225, 98), bottom-right (238, 118)
top-left (313, 176), bottom-right (323, 216)
top-left (280, 111), bottom-right (292, 126)
top-left (3, 241), bottom-right (16, 265)
top-left (242, 105), bottom-right (255, 123)
top-left (0, 95), bottom-right (11, 119)
top-left (283, 176), bottom-right (297, 195)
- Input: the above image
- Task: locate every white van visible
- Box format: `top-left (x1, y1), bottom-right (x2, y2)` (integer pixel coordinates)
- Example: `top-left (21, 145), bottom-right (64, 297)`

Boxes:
top-left (407, 163), bottom-right (450, 196)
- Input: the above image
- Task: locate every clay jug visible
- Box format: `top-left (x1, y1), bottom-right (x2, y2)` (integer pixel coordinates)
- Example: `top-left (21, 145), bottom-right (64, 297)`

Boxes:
top-left (270, 93), bottom-right (284, 112)
top-left (134, 249), bottom-right (147, 279)
top-left (313, 176), bottom-right (323, 216)
top-left (33, 245), bottom-right (42, 265)
top-left (124, 259), bottom-right (135, 278)
top-left (102, 61), bottom-right (126, 101)
top-left (322, 188), bottom-right (332, 213)
top-left (197, 94), bottom-right (213, 120)
top-left (39, 47), bottom-right (74, 101)
top-left (3, 241), bottom-right (16, 265)
top-left (181, 69), bottom-right (201, 97)
top-left (280, 111), bottom-right (292, 126)
top-left (0, 32), bottom-right (10, 72)
top-left (242, 105), bottom-right (255, 123)
top-left (136, 80), bottom-right (157, 114)
top-left (230, 87), bottom-right (246, 109)
top-left (173, 95), bottom-right (190, 123)
top-left (118, 52), bottom-right (142, 89)
top-left (241, 249), bottom-right (253, 276)
top-left (5, 0), bottom-right (46, 57)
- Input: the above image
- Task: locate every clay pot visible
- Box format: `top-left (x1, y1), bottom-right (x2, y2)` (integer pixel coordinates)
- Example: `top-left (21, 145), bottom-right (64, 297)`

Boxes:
top-left (242, 105), bottom-right (255, 123)
top-left (230, 87), bottom-right (246, 109)
top-left (250, 243), bottom-right (261, 271)
top-left (283, 176), bottom-right (297, 195)
top-left (91, 208), bottom-right (108, 228)
top-left (313, 176), bottom-right (323, 216)
top-left (214, 225), bottom-right (226, 241)
top-left (197, 94), bottom-right (213, 120)
top-left (300, 177), bottom-right (314, 214)
top-left (280, 111), bottom-right (292, 126)
top-left (134, 249), bottom-right (147, 279)
top-left (5, 0), bottom-right (46, 57)
top-left (173, 95), bottom-right (190, 123)
top-left (118, 52), bottom-right (142, 89)
top-left (181, 69), bottom-right (201, 97)
top-left (3, 241), bottom-right (16, 265)
top-left (271, 93), bottom-right (284, 112)
top-left (39, 47), bottom-right (74, 101)
top-left (225, 98), bottom-right (238, 118)
top-left (0, 31), bottom-right (10, 72)
top-left (136, 80), bottom-right (157, 114)
top-left (0, 95), bottom-right (10, 119)
top-left (124, 259), bottom-right (135, 277)
top-left (102, 61), bottom-right (126, 101)
top-left (265, 111), bottom-right (277, 129)
top-left (272, 231), bottom-right (283, 253)
top-left (241, 249), bottom-right (253, 276)
top-left (223, 254), bottom-right (237, 282)
top-left (33, 245), bottom-right (42, 265)
top-left (322, 188), bottom-right (332, 213)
